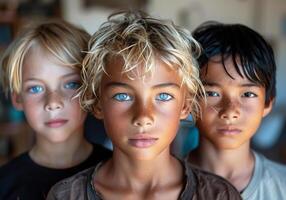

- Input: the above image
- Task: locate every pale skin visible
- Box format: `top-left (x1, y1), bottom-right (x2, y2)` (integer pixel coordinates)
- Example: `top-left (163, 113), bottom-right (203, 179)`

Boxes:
top-left (11, 45), bottom-right (92, 169)
top-left (92, 58), bottom-right (190, 200)
top-left (188, 57), bottom-right (273, 191)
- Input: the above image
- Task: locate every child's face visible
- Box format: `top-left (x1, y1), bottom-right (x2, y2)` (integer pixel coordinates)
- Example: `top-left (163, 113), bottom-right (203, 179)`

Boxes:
top-left (12, 46), bottom-right (87, 143)
top-left (197, 57), bottom-right (272, 149)
top-left (94, 58), bottom-right (189, 160)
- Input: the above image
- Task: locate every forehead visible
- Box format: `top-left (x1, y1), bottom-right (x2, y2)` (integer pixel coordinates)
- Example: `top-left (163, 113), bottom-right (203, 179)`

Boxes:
top-left (201, 57), bottom-right (246, 82)
top-left (22, 45), bottom-right (79, 78)
top-left (103, 57), bottom-right (182, 84)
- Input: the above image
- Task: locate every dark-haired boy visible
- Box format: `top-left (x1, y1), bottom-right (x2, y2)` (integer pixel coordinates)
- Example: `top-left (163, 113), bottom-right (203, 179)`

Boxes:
top-left (188, 21), bottom-right (286, 200)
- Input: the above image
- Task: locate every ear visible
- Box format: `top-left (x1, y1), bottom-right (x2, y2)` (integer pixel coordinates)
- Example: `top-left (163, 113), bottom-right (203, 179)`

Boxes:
top-left (92, 101), bottom-right (104, 120)
top-left (262, 98), bottom-right (274, 117)
top-left (11, 92), bottom-right (24, 111)
top-left (180, 94), bottom-right (191, 120)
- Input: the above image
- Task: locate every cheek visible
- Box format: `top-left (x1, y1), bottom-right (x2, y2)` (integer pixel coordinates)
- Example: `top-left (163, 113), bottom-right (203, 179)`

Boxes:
top-left (61, 90), bottom-right (78, 101)
top-left (101, 101), bottom-right (130, 136)
top-left (200, 103), bottom-right (217, 120)
top-left (67, 99), bottom-right (87, 121)
top-left (21, 97), bottom-right (42, 116)
top-left (155, 103), bottom-right (182, 134)
top-left (158, 99), bottom-right (185, 116)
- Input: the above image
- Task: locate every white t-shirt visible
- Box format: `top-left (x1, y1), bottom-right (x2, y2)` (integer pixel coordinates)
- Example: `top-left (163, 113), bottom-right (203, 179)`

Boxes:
top-left (242, 151), bottom-right (286, 200)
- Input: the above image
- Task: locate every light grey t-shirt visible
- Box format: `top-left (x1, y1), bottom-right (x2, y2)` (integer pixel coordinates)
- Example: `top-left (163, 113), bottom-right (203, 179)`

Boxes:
top-left (242, 151), bottom-right (286, 200)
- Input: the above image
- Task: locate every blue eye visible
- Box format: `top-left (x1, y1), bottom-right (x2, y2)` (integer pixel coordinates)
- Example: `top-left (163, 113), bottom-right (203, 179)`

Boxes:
top-left (206, 91), bottom-right (220, 97)
top-left (242, 92), bottom-right (257, 98)
top-left (64, 81), bottom-right (80, 90)
top-left (156, 93), bottom-right (173, 101)
top-left (113, 93), bottom-right (132, 101)
top-left (28, 86), bottom-right (44, 94)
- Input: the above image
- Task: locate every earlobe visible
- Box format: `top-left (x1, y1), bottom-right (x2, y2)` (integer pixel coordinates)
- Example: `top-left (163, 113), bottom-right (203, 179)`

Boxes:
top-left (11, 92), bottom-right (24, 111)
top-left (180, 108), bottom-right (190, 120)
top-left (263, 98), bottom-right (274, 117)
top-left (180, 99), bottom-right (191, 120)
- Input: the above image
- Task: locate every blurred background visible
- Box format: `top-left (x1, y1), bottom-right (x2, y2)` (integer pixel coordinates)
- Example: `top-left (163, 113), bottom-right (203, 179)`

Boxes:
top-left (0, 0), bottom-right (285, 166)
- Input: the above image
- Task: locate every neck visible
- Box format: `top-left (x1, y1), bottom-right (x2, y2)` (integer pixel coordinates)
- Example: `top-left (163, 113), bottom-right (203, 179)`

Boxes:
top-left (29, 130), bottom-right (92, 169)
top-left (188, 138), bottom-right (255, 191)
top-left (98, 148), bottom-right (183, 193)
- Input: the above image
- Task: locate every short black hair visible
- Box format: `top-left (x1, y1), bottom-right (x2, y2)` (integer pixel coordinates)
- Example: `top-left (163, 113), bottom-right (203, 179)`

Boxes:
top-left (193, 21), bottom-right (276, 106)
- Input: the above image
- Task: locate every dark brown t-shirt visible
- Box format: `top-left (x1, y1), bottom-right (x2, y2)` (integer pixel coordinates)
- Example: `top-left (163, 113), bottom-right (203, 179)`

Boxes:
top-left (47, 161), bottom-right (242, 200)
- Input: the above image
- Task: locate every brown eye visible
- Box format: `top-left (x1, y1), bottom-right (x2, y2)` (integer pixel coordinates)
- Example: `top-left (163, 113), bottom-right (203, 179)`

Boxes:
top-left (242, 92), bottom-right (257, 98)
top-left (206, 91), bottom-right (219, 97)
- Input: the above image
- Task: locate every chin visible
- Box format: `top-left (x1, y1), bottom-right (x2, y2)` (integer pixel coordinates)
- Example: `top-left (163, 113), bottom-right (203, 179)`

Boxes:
top-left (128, 151), bottom-right (159, 161)
top-left (46, 134), bottom-right (72, 144)
top-left (214, 142), bottom-right (244, 150)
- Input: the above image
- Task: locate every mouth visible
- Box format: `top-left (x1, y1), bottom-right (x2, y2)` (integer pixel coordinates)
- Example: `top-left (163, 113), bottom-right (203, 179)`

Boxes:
top-left (45, 119), bottom-right (68, 128)
top-left (217, 126), bottom-right (242, 135)
top-left (128, 135), bottom-right (158, 148)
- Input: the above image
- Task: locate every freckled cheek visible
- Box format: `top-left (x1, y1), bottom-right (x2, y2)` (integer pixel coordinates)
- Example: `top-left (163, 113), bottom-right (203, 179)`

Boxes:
top-left (68, 98), bottom-right (87, 120)
top-left (156, 103), bottom-right (182, 122)
top-left (101, 101), bottom-right (131, 134)
top-left (20, 100), bottom-right (42, 127)
top-left (61, 90), bottom-right (77, 100)
top-left (21, 96), bottom-right (42, 112)
top-left (201, 103), bottom-right (218, 115)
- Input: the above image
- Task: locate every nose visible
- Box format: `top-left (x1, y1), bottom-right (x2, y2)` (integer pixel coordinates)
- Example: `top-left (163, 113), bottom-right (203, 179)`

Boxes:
top-left (219, 98), bottom-right (240, 122)
top-left (132, 100), bottom-right (154, 128)
top-left (44, 91), bottom-right (64, 111)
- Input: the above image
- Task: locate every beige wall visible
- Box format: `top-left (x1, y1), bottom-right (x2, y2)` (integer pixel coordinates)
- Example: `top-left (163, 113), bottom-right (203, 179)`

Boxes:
top-left (62, 0), bottom-right (286, 107)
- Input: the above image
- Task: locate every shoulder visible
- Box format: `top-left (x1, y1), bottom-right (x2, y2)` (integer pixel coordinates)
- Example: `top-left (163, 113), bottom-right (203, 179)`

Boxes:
top-left (0, 152), bottom-right (32, 197)
top-left (184, 162), bottom-right (242, 200)
top-left (47, 167), bottom-right (95, 200)
top-left (255, 152), bottom-right (286, 181)
top-left (241, 152), bottom-right (286, 199)
top-left (0, 152), bottom-right (31, 178)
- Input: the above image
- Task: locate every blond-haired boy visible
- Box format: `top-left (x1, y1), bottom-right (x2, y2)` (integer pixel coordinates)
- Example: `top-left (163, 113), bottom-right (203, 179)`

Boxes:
top-left (48, 11), bottom-right (241, 200)
top-left (0, 20), bottom-right (111, 200)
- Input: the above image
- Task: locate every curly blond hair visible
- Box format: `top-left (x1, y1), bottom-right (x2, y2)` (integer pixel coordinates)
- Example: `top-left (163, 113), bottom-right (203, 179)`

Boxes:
top-left (80, 10), bottom-right (205, 121)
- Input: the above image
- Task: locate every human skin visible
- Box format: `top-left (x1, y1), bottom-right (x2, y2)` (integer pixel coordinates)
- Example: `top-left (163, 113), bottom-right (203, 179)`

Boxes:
top-left (197, 58), bottom-right (272, 150)
top-left (92, 58), bottom-right (190, 199)
top-left (188, 57), bottom-right (273, 191)
top-left (11, 45), bottom-right (91, 168)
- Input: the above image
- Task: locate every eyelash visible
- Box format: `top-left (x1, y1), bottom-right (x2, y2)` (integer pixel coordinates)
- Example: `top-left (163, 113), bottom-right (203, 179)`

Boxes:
top-left (242, 92), bottom-right (257, 98)
top-left (64, 81), bottom-right (81, 90)
top-left (155, 93), bottom-right (173, 101)
top-left (112, 93), bottom-right (174, 102)
top-left (205, 90), bottom-right (258, 98)
top-left (112, 93), bottom-right (132, 101)
top-left (206, 91), bottom-right (220, 97)
top-left (26, 81), bottom-right (80, 95)
top-left (27, 85), bottom-right (44, 94)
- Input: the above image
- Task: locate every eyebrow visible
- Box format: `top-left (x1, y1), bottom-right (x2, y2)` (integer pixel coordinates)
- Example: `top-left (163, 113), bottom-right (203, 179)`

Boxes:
top-left (104, 82), bottom-right (181, 89)
top-left (202, 80), bottom-right (261, 87)
top-left (153, 83), bottom-right (181, 89)
top-left (23, 72), bottom-right (79, 82)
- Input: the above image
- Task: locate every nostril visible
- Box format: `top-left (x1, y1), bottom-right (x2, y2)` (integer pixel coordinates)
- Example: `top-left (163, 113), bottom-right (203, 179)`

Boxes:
top-left (45, 102), bottom-right (63, 111)
top-left (133, 117), bottom-right (153, 127)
